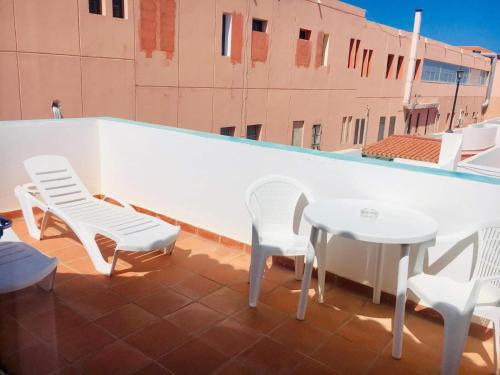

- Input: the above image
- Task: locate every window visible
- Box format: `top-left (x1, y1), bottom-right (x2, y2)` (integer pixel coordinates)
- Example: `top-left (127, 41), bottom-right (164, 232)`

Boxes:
top-left (361, 49), bottom-right (367, 77)
top-left (385, 54), bottom-right (394, 79)
top-left (353, 119), bottom-right (365, 145)
top-left (220, 126), bottom-right (235, 137)
top-left (112, 0), bottom-right (124, 18)
top-left (89, 0), bottom-right (101, 14)
top-left (445, 113), bottom-right (450, 127)
top-left (311, 124), bottom-right (321, 150)
top-left (361, 49), bottom-right (373, 77)
top-left (377, 117), bottom-right (386, 141)
top-left (247, 124), bottom-right (261, 140)
top-left (252, 19), bottom-right (267, 33)
top-left (299, 28), bottom-right (311, 40)
top-left (420, 59), bottom-right (488, 86)
top-left (340, 116), bottom-right (352, 144)
top-left (221, 13), bottom-right (232, 56)
top-left (291, 121), bottom-right (304, 147)
top-left (413, 59), bottom-right (421, 80)
top-left (396, 56), bottom-right (404, 79)
top-left (320, 34), bottom-right (329, 66)
top-left (347, 39), bottom-right (354, 68)
top-left (415, 113), bottom-right (420, 133)
top-left (388, 116), bottom-right (396, 136)
top-left (354, 39), bottom-right (360, 68)
top-left (405, 113), bottom-right (412, 134)
top-left (348, 39), bottom-right (360, 69)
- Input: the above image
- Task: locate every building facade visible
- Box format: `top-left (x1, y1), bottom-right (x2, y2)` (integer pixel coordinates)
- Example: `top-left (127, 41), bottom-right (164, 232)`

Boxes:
top-left (0, 0), bottom-right (498, 151)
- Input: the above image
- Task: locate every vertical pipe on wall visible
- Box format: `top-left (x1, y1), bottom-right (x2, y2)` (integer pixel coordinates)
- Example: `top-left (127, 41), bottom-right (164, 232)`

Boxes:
top-left (403, 9), bottom-right (422, 105)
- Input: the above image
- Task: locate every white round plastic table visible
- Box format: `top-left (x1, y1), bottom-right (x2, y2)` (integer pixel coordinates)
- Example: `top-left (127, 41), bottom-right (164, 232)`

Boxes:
top-left (296, 198), bottom-right (438, 359)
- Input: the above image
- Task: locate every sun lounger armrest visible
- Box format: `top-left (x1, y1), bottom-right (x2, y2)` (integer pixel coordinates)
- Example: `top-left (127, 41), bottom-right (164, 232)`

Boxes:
top-left (101, 195), bottom-right (136, 212)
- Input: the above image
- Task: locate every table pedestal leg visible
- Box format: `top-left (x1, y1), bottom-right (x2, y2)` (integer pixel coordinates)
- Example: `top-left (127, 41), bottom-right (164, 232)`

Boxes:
top-left (372, 243), bottom-right (384, 304)
top-left (297, 226), bottom-right (319, 320)
top-left (392, 244), bottom-right (410, 359)
top-left (317, 230), bottom-right (326, 304)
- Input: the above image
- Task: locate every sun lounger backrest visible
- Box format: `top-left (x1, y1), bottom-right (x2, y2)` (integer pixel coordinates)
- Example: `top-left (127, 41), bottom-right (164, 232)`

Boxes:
top-left (24, 155), bottom-right (93, 208)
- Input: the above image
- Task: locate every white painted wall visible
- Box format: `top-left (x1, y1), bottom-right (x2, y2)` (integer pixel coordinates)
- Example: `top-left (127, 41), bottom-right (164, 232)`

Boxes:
top-left (1, 118), bottom-right (499, 299)
top-left (97, 119), bottom-right (500, 296)
top-left (0, 119), bottom-right (101, 211)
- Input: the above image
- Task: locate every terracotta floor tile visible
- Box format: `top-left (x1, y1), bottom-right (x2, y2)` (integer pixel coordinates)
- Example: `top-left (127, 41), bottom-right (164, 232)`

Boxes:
top-left (3, 343), bottom-right (67, 375)
top-left (78, 341), bottom-right (152, 375)
top-left (20, 303), bottom-right (88, 341)
top-left (136, 289), bottom-right (192, 317)
top-left (269, 318), bottom-right (331, 355)
top-left (1, 287), bottom-right (58, 321)
top-left (134, 362), bottom-right (172, 375)
top-left (228, 278), bottom-right (280, 299)
top-left (336, 315), bottom-right (392, 352)
top-left (125, 319), bottom-right (192, 359)
top-left (64, 290), bottom-right (129, 320)
top-left (260, 286), bottom-right (303, 314)
top-left (234, 337), bottom-right (304, 375)
top-left (289, 357), bottom-right (338, 375)
top-left (111, 277), bottom-right (166, 302)
top-left (262, 262), bottom-right (297, 284)
top-left (200, 318), bottom-right (261, 357)
top-left (0, 315), bottom-right (40, 358)
top-left (200, 287), bottom-right (247, 315)
top-left (198, 262), bottom-right (249, 287)
top-left (175, 236), bottom-right (218, 254)
top-left (143, 264), bottom-right (195, 286)
top-left (95, 303), bottom-right (157, 338)
top-left (215, 360), bottom-right (257, 375)
top-left (24, 234), bottom-right (75, 254)
top-left (47, 244), bottom-right (88, 264)
top-left (313, 335), bottom-right (378, 375)
top-left (118, 250), bottom-right (174, 274)
top-left (53, 322), bottom-right (115, 362)
top-left (158, 339), bottom-right (228, 375)
top-left (171, 274), bottom-right (222, 300)
top-left (366, 353), bottom-right (428, 375)
top-left (462, 334), bottom-right (495, 371)
top-left (304, 302), bottom-right (352, 332)
top-left (323, 285), bottom-right (369, 314)
top-left (233, 303), bottom-right (288, 334)
top-left (54, 275), bottom-right (108, 303)
top-left (166, 302), bottom-right (225, 334)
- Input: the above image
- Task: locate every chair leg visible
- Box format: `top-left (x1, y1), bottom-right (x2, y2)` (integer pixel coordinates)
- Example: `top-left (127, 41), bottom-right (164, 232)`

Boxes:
top-left (37, 267), bottom-right (57, 292)
top-left (109, 250), bottom-right (121, 276)
top-left (441, 311), bottom-right (473, 375)
top-left (77, 229), bottom-right (114, 276)
top-left (15, 187), bottom-right (42, 240)
top-left (316, 230), bottom-right (327, 303)
top-left (39, 212), bottom-right (51, 240)
top-left (249, 252), bottom-right (267, 308)
top-left (163, 241), bottom-right (175, 255)
top-left (294, 256), bottom-right (305, 281)
top-left (297, 227), bottom-right (319, 320)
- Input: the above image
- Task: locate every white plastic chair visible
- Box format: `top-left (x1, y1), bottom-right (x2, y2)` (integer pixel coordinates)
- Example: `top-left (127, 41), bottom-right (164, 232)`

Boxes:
top-left (0, 228), bottom-right (58, 294)
top-left (245, 175), bottom-right (314, 307)
top-left (16, 155), bottom-right (180, 276)
top-left (395, 219), bottom-right (500, 374)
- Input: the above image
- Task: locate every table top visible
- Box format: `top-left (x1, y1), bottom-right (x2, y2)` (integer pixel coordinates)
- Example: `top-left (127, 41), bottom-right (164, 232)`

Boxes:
top-left (304, 198), bottom-right (439, 244)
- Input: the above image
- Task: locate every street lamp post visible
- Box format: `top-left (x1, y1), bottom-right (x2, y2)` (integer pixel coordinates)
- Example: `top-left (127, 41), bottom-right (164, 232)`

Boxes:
top-left (446, 70), bottom-right (465, 133)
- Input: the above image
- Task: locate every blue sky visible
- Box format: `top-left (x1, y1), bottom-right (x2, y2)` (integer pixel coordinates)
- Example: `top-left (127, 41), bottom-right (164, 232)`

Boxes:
top-left (346, 0), bottom-right (500, 53)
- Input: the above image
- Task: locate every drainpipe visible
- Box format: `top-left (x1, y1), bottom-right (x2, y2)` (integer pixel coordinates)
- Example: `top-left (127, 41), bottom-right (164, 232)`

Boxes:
top-left (403, 9), bottom-right (422, 105)
top-left (481, 53), bottom-right (498, 109)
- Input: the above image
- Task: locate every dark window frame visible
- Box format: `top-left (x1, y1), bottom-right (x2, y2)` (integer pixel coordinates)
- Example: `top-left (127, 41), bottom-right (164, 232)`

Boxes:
top-left (112, 0), bottom-right (124, 18)
top-left (246, 124), bottom-right (262, 140)
top-left (89, 0), bottom-right (102, 14)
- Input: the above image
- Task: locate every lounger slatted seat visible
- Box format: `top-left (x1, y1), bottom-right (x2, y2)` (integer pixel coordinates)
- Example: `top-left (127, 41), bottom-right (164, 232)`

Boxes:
top-left (15, 155), bottom-right (180, 276)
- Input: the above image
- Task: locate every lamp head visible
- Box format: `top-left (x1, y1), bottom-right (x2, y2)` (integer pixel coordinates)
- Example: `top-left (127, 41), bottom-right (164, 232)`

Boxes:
top-left (456, 70), bottom-right (464, 81)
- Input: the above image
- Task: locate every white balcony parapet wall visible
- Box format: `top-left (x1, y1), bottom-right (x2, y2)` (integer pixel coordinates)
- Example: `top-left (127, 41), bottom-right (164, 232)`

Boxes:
top-left (0, 118), bottom-right (101, 211)
top-left (1, 117), bottom-right (500, 300)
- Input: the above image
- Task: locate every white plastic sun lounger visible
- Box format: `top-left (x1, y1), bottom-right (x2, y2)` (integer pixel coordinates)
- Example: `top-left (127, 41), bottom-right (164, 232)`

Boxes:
top-left (0, 227), bottom-right (57, 294)
top-left (15, 155), bottom-right (180, 276)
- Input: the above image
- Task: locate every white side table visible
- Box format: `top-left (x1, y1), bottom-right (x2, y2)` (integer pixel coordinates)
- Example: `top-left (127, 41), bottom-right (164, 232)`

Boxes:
top-left (297, 198), bottom-right (438, 358)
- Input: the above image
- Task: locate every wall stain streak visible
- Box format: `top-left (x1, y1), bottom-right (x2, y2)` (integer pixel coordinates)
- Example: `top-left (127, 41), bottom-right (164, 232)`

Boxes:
top-left (159, 0), bottom-right (176, 60)
top-left (230, 12), bottom-right (243, 65)
top-left (251, 31), bottom-right (269, 66)
top-left (140, 0), bottom-right (157, 58)
top-left (295, 39), bottom-right (311, 68)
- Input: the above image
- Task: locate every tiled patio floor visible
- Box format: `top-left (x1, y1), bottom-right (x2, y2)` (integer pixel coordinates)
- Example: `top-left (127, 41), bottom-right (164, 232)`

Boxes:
top-left (0, 216), bottom-right (495, 375)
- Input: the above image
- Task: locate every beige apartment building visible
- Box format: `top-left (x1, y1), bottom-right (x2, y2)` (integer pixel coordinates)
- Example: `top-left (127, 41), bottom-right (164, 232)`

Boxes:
top-left (0, 0), bottom-right (499, 151)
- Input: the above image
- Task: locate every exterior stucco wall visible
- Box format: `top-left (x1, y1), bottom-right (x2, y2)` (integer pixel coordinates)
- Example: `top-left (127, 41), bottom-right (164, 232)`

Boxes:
top-left (0, 0), bottom-right (492, 151)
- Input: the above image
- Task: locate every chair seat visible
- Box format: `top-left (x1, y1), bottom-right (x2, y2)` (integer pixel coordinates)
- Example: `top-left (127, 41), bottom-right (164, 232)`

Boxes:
top-left (0, 230), bottom-right (58, 294)
top-left (259, 233), bottom-right (310, 256)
